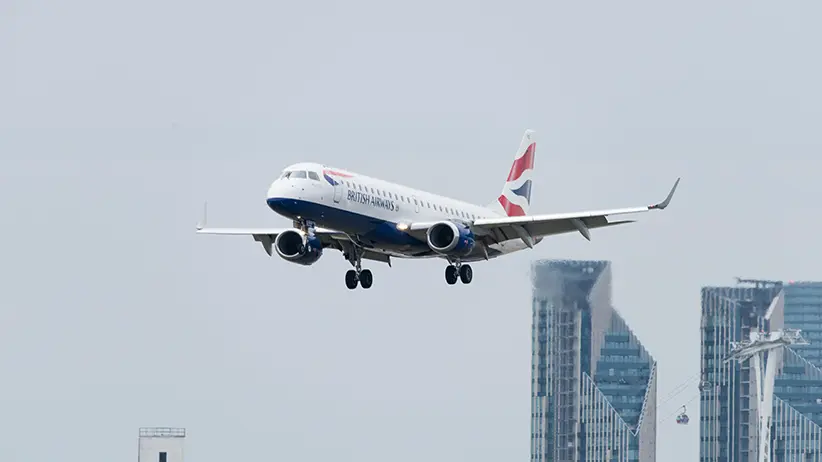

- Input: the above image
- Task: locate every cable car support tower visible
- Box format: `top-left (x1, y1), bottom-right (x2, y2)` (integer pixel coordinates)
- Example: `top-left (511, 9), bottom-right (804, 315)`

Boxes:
top-left (724, 291), bottom-right (808, 462)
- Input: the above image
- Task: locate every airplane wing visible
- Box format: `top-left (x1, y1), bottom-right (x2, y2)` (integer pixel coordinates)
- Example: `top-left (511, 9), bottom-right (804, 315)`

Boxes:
top-left (407, 178), bottom-right (680, 247)
top-left (195, 209), bottom-right (393, 266)
top-left (196, 225), bottom-right (348, 253)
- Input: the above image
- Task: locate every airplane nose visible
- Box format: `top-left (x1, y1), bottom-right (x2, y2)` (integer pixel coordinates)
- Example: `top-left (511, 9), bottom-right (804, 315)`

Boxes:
top-left (266, 179), bottom-right (301, 215)
top-left (267, 179), bottom-right (288, 199)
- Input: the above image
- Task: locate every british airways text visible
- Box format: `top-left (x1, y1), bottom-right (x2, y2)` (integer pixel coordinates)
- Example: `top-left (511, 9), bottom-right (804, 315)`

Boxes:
top-left (347, 190), bottom-right (398, 212)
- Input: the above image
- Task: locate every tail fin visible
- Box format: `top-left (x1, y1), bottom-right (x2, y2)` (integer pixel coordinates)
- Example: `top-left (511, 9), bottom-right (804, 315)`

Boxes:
top-left (486, 129), bottom-right (536, 217)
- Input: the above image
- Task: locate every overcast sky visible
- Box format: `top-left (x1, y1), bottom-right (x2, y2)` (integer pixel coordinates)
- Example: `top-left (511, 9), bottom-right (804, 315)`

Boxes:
top-left (2, 1), bottom-right (821, 461)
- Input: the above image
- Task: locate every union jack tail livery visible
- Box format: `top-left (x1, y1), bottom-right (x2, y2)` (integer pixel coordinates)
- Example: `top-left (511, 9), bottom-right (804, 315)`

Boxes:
top-left (488, 129), bottom-right (536, 217)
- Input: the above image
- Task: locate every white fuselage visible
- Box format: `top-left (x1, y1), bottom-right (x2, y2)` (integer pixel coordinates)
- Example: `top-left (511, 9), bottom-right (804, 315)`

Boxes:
top-left (264, 162), bottom-right (531, 260)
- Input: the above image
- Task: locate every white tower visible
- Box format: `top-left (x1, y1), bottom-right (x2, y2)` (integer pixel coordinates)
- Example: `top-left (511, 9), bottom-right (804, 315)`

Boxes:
top-left (138, 427), bottom-right (185, 462)
top-left (725, 292), bottom-right (808, 462)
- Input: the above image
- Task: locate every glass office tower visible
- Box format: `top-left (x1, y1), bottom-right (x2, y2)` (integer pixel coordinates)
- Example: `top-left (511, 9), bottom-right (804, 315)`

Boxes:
top-left (783, 282), bottom-right (822, 368)
top-left (700, 283), bottom-right (783, 462)
top-left (531, 259), bottom-right (657, 462)
top-left (700, 281), bottom-right (822, 462)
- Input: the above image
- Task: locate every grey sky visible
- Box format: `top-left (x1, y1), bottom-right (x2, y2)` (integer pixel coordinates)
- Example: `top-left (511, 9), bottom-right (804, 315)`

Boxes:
top-left (2, 1), bottom-right (821, 461)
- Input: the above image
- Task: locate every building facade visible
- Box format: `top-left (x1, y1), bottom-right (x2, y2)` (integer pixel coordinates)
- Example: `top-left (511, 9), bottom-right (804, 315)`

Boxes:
top-left (700, 281), bottom-right (822, 462)
top-left (700, 283), bottom-right (781, 462)
top-left (783, 282), bottom-right (822, 368)
top-left (530, 259), bottom-right (657, 462)
top-left (138, 427), bottom-right (186, 462)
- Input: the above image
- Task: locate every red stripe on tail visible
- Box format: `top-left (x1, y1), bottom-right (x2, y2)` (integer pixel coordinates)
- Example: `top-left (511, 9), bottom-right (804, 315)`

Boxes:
top-left (505, 143), bottom-right (536, 182)
top-left (498, 195), bottom-right (526, 217)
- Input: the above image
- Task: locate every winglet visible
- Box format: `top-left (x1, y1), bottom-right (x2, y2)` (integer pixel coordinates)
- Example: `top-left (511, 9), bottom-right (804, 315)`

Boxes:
top-left (196, 202), bottom-right (208, 230)
top-left (649, 178), bottom-right (680, 210)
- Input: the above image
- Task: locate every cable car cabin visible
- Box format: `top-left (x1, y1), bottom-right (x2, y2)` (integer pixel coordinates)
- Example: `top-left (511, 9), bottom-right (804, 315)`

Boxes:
top-left (676, 406), bottom-right (689, 425)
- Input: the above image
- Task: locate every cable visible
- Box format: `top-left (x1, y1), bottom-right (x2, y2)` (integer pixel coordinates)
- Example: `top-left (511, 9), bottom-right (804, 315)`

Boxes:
top-left (657, 372), bottom-right (701, 409)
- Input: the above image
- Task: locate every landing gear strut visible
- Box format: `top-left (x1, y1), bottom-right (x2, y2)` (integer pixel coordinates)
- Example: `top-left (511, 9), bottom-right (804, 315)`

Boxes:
top-left (445, 260), bottom-right (472, 285)
top-left (344, 246), bottom-right (372, 290)
top-left (294, 218), bottom-right (315, 233)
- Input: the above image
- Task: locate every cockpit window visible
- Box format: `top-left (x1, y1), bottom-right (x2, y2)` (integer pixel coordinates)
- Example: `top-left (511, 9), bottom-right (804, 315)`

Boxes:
top-left (291, 171), bottom-right (307, 179)
top-left (280, 171), bottom-right (292, 179)
top-left (308, 171), bottom-right (320, 181)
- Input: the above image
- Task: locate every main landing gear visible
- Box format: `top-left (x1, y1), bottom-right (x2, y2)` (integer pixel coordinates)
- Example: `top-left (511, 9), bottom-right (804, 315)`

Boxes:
top-left (344, 246), bottom-right (372, 290)
top-left (445, 261), bottom-right (472, 285)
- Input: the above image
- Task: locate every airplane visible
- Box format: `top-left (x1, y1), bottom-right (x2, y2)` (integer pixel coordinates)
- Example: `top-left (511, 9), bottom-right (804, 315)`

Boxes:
top-left (196, 129), bottom-right (680, 289)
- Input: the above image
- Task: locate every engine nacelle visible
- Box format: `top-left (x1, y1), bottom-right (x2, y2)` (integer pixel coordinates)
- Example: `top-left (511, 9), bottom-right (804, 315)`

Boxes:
top-left (426, 221), bottom-right (475, 256)
top-left (274, 229), bottom-right (323, 266)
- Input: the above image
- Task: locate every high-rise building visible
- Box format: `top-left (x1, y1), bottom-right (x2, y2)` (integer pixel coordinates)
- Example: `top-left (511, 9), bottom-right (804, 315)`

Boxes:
top-left (700, 281), bottom-right (822, 462)
top-left (783, 281), bottom-right (822, 368)
top-left (530, 259), bottom-right (657, 462)
top-left (700, 283), bottom-right (781, 462)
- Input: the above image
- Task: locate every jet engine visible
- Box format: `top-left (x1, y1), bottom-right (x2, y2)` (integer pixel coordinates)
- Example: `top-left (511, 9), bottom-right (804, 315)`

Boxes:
top-left (274, 229), bottom-right (323, 266)
top-left (426, 221), bottom-right (475, 256)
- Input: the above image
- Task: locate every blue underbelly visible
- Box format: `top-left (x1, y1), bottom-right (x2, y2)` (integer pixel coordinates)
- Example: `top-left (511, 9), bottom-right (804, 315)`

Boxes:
top-left (266, 197), bottom-right (426, 249)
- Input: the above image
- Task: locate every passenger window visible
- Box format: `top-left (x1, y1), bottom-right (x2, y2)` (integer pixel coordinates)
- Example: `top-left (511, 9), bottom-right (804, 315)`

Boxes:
top-left (292, 171), bottom-right (307, 179)
top-left (413, 198), bottom-right (418, 205)
top-left (308, 171), bottom-right (320, 181)
top-left (382, 190), bottom-right (387, 196)
top-left (346, 181), bottom-right (351, 187)
top-left (370, 187), bottom-right (375, 194)
top-left (358, 184), bottom-right (363, 191)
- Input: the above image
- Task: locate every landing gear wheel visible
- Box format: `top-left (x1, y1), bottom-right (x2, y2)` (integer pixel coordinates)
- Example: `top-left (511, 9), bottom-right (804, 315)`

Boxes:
top-left (345, 269), bottom-right (359, 289)
top-left (359, 269), bottom-right (373, 289)
top-left (459, 264), bottom-right (473, 284)
top-left (445, 265), bottom-right (459, 285)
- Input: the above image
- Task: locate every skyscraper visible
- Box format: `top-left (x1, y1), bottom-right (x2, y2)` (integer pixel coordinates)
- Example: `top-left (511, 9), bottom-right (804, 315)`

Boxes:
top-left (700, 281), bottom-right (822, 461)
top-left (530, 259), bottom-right (657, 462)
top-left (783, 281), bottom-right (822, 368)
top-left (700, 283), bottom-right (781, 462)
